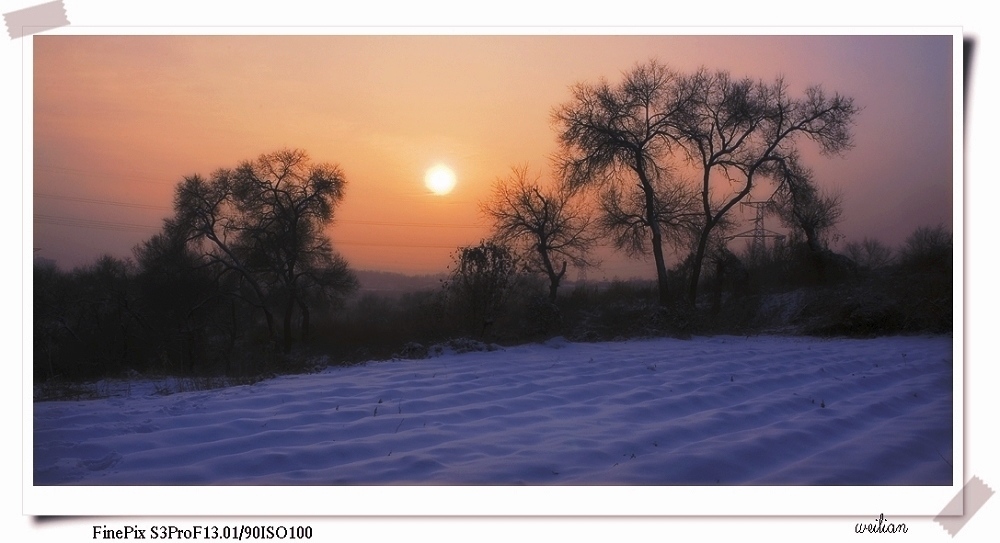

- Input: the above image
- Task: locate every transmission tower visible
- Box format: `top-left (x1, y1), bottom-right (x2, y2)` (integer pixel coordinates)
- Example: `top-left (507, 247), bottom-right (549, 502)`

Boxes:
top-left (728, 200), bottom-right (785, 258)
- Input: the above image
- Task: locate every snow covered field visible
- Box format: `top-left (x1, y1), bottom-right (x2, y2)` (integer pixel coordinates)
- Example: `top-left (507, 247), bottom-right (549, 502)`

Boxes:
top-left (33, 335), bottom-right (955, 491)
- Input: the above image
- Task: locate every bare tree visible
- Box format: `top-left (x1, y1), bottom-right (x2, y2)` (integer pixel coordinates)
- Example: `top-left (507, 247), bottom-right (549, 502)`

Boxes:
top-left (170, 148), bottom-right (357, 353)
top-left (552, 60), bottom-right (700, 306)
top-left (845, 237), bottom-right (894, 271)
top-left (596, 172), bottom-right (700, 262)
top-left (675, 69), bottom-right (859, 302)
top-left (481, 165), bottom-right (598, 302)
top-left (768, 155), bottom-right (844, 253)
top-left (898, 224), bottom-right (952, 270)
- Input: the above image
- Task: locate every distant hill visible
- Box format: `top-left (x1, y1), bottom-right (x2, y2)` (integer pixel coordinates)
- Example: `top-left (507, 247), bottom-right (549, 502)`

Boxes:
top-left (352, 269), bottom-right (448, 295)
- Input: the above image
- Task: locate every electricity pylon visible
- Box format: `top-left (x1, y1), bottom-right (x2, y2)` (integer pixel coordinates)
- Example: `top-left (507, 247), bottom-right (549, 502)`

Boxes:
top-left (728, 200), bottom-right (785, 258)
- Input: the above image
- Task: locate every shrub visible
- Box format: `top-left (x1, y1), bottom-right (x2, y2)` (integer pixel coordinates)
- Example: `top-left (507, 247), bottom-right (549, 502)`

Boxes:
top-left (845, 237), bottom-right (894, 271)
top-left (443, 240), bottom-right (521, 339)
top-left (898, 224), bottom-right (952, 272)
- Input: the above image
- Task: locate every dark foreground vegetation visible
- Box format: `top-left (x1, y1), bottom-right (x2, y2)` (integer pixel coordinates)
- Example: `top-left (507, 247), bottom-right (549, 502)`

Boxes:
top-left (318, 224), bottom-right (952, 358)
top-left (34, 222), bottom-right (952, 397)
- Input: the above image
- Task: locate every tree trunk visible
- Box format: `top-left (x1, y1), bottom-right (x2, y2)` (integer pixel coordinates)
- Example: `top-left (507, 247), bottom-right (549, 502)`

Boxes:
top-left (711, 256), bottom-right (725, 317)
top-left (297, 298), bottom-right (311, 342)
top-left (688, 163), bottom-right (752, 305)
top-left (546, 261), bottom-right (567, 303)
top-left (261, 306), bottom-right (276, 342)
top-left (688, 229), bottom-right (710, 305)
top-left (803, 224), bottom-right (820, 253)
top-left (282, 297), bottom-right (294, 354)
top-left (540, 244), bottom-right (567, 303)
top-left (635, 154), bottom-right (670, 306)
top-left (650, 227), bottom-right (670, 306)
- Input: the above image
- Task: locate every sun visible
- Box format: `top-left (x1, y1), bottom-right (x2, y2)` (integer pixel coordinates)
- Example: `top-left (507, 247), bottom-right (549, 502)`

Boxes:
top-left (424, 165), bottom-right (457, 195)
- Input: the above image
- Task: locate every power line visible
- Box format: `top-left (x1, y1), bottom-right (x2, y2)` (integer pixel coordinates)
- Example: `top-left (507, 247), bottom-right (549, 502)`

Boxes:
top-left (34, 165), bottom-right (179, 185)
top-left (329, 240), bottom-right (460, 250)
top-left (33, 214), bottom-right (160, 233)
top-left (32, 213), bottom-right (476, 247)
top-left (33, 209), bottom-right (647, 254)
top-left (335, 219), bottom-right (485, 230)
top-left (34, 193), bottom-right (489, 230)
top-left (33, 192), bottom-right (171, 211)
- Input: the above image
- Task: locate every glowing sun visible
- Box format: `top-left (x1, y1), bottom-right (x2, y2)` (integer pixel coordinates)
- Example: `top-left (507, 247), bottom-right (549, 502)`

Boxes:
top-left (425, 165), bottom-right (457, 195)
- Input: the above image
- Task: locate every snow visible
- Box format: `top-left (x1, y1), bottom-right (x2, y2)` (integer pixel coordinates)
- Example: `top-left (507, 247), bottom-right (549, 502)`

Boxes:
top-left (30, 335), bottom-right (957, 515)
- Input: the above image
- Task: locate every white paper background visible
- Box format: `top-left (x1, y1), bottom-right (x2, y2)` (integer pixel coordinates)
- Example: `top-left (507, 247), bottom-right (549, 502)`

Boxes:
top-left (6, 1), bottom-right (996, 541)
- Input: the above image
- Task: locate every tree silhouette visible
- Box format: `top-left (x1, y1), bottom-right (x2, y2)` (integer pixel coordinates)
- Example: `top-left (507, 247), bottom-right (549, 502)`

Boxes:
top-left (444, 240), bottom-right (520, 338)
top-left (34, 256), bottom-right (137, 380)
top-left (898, 224), bottom-right (952, 271)
top-left (481, 165), bottom-right (598, 302)
top-left (845, 237), bottom-right (893, 272)
top-left (170, 148), bottom-right (357, 353)
top-left (674, 69), bottom-right (859, 302)
top-left (553, 60), bottom-right (701, 306)
top-left (133, 223), bottom-right (223, 373)
top-left (595, 170), bottom-right (700, 265)
top-left (769, 155), bottom-right (844, 254)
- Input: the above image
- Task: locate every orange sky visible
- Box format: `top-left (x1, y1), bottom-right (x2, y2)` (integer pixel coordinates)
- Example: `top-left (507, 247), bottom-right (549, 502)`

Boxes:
top-left (33, 34), bottom-right (955, 278)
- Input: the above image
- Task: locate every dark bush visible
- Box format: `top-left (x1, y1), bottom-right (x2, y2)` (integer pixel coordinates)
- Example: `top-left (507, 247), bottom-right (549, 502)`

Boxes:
top-left (898, 224), bottom-right (952, 272)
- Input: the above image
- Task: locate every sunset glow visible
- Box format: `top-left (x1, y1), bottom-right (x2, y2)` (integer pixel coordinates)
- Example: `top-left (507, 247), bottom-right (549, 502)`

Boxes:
top-left (425, 165), bottom-right (457, 195)
top-left (32, 34), bottom-right (956, 277)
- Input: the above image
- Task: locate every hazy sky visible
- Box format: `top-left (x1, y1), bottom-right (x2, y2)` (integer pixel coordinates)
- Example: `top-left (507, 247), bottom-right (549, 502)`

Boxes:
top-left (32, 34), bottom-right (955, 278)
